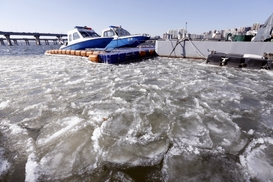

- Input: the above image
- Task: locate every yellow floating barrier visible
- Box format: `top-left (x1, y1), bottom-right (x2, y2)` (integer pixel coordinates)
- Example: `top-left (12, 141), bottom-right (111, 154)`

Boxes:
top-left (88, 54), bottom-right (99, 62)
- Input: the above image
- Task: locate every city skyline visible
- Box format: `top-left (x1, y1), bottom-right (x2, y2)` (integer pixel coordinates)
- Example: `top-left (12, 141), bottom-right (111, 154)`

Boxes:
top-left (163, 21), bottom-right (263, 40)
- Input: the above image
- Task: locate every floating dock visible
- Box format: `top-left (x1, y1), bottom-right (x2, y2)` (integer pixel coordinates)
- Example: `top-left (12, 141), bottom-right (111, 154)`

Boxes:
top-left (45, 47), bottom-right (156, 64)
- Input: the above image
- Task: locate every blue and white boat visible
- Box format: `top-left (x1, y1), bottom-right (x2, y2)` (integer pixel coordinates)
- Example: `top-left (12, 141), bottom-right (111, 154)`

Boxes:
top-left (60, 26), bottom-right (113, 50)
top-left (101, 26), bottom-right (150, 49)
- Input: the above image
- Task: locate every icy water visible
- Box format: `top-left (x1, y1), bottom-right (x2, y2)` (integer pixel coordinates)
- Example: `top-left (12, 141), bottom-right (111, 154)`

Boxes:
top-left (0, 45), bottom-right (273, 182)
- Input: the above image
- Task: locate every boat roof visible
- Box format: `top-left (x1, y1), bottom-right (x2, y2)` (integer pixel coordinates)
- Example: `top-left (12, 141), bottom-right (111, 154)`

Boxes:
top-left (67, 26), bottom-right (97, 35)
top-left (109, 25), bottom-right (121, 29)
top-left (74, 26), bottom-right (93, 30)
top-left (102, 26), bottom-right (131, 36)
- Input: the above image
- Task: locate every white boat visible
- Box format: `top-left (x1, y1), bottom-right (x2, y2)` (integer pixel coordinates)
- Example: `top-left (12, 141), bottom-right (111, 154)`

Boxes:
top-left (101, 26), bottom-right (150, 49)
top-left (60, 26), bottom-right (113, 50)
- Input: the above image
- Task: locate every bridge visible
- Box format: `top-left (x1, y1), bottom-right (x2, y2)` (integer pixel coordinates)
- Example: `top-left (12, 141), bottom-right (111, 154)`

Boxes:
top-left (0, 31), bottom-right (67, 46)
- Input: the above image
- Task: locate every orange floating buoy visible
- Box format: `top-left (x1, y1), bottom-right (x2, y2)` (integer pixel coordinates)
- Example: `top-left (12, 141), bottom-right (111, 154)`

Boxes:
top-left (70, 50), bottom-right (76, 55)
top-left (86, 51), bottom-right (93, 56)
top-left (149, 49), bottom-right (155, 55)
top-left (65, 50), bottom-right (71, 55)
top-left (75, 50), bottom-right (81, 56)
top-left (92, 51), bottom-right (101, 55)
top-left (139, 50), bottom-right (146, 57)
top-left (54, 50), bottom-right (58, 54)
top-left (58, 50), bottom-right (62, 54)
top-left (80, 51), bottom-right (87, 57)
top-left (88, 54), bottom-right (99, 62)
top-left (61, 50), bottom-right (66, 54)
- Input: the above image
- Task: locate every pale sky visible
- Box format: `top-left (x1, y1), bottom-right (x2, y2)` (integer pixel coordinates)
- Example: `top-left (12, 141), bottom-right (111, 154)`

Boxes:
top-left (0, 0), bottom-right (272, 37)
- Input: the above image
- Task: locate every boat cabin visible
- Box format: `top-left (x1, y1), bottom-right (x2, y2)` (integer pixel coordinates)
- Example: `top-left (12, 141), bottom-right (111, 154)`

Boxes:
top-left (102, 26), bottom-right (131, 37)
top-left (67, 26), bottom-right (100, 43)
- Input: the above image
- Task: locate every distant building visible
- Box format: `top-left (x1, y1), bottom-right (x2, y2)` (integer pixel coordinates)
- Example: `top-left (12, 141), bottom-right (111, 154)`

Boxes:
top-left (162, 33), bottom-right (168, 39)
top-left (252, 23), bottom-right (261, 30)
top-left (163, 22), bottom-right (262, 41)
top-left (203, 31), bottom-right (212, 40)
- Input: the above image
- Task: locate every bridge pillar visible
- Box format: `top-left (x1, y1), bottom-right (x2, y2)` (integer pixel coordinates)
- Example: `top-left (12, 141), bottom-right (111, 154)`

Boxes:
top-left (13, 39), bottom-right (18, 45)
top-left (44, 40), bottom-right (49, 45)
top-left (4, 34), bottom-right (12, 46)
top-left (34, 35), bottom-right (41, 45)
top-left (0, 38), bottom-right (5, 46)
top-left (24, 39), bottom-right (30, 45)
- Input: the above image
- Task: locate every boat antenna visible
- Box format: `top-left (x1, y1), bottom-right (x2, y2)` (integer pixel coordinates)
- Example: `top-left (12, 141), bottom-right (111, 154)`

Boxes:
top-left (185, 22), bottom-right (187, 38)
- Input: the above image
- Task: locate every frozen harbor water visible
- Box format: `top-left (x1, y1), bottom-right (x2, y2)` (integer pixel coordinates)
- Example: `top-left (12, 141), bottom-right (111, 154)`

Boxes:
top-left (0, 45), bottom-right (273, 181)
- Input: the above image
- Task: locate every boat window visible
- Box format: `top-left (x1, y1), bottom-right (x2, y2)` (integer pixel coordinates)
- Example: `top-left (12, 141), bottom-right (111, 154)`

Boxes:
top-left (69, 34), bottom-right (72, 42)
top-left (79, 31), bottom-right (100, 38)
top-left (86, 31), bottom-right (100, 37)
top-left (115, 28), bottom-right (130, 36)
top-left (80, 31), bottom-right (89, 38)
top-left (73, 32), bottom-right (80, 40)
top-left (103, 30), bottom-right (115, 37)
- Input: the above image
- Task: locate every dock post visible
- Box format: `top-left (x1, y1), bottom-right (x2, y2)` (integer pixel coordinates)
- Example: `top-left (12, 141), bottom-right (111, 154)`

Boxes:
top-left (4, 34), bottom-right (12, 46)
top-left (34, 34), bottom-right (41, 45)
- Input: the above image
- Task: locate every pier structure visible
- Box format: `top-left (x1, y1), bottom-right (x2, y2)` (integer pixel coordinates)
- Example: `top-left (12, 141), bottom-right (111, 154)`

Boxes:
top-left (0, 31), bottom-right (66, 46)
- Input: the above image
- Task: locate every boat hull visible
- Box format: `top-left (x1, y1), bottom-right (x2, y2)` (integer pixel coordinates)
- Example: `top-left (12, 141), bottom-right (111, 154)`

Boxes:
top-left (60, 37), bottom-right (113, 50)
top-left (155, 40), bottom-right (273, 59)
top-left (105, 35), bottom-right (150, 49)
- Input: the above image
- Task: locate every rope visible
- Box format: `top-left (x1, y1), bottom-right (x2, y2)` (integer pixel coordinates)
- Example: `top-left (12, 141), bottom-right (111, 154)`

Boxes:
top-left (168, 39), bottom-right (185, 58)
top-left (188, 39), bottom-right (207, 59)
top-left (168, 38), bottom-right (207, 59)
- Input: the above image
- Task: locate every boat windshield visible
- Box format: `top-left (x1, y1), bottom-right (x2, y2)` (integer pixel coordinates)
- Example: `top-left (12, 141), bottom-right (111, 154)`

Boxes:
top-left (114, 27), bottom-right (130, 36)
top-left (79, 31), bottom-right (100, 38)
top-left (103, 29), bottom-right (116, 37)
